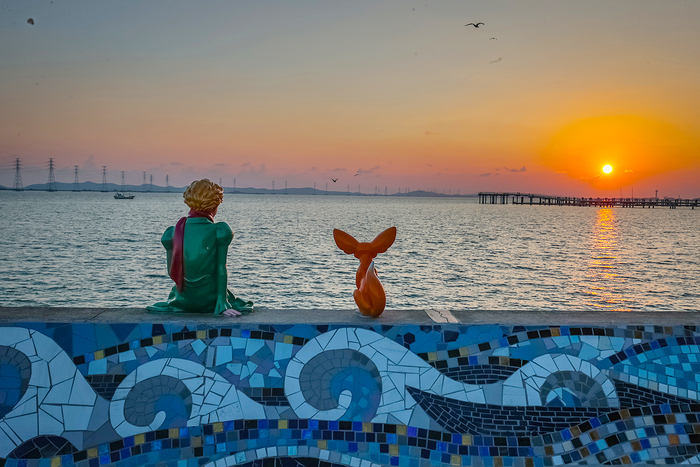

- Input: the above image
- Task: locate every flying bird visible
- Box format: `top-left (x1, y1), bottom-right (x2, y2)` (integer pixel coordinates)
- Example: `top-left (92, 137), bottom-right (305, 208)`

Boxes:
top-left (465, 22), bottom-right (484, 28)
top-left (490, 37), bottom-right (497, 40)
top-left (331, 178), bottom-right (338, 183)
top-left (354, 173), bottom-right (360, 176)
top-left (27, 18), bottom-right (35, 25)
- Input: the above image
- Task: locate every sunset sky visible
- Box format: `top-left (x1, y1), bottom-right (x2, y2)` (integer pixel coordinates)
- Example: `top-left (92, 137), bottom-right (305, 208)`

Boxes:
top-left (1, 0), bottom-right (699, 197)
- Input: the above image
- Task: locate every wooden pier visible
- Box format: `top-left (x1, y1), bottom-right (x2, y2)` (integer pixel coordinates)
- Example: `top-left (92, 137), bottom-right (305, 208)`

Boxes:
top-left (478, 192), bottom-right (699, 209)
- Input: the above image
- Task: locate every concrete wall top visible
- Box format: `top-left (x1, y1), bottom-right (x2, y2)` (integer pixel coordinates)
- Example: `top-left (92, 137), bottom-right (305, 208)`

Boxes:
top-left (1, 307), bottom-right (698, 325)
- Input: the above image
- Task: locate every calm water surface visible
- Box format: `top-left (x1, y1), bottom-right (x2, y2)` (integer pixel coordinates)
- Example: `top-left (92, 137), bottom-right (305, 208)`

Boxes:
top-left (1, 191), bottom-right (698, 311)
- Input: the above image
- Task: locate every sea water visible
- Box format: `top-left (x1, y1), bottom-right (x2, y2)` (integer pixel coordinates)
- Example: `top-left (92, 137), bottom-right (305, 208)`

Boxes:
top-left (0, 191), bottom-right (698, 311)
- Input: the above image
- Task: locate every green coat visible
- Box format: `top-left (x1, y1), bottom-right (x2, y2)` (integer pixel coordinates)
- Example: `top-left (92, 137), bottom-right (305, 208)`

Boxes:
top-left (147, 217), bottom-right (253, 314)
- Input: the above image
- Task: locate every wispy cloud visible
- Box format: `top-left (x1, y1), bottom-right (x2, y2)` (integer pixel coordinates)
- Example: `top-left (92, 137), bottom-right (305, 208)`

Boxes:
top-left (356, 165), bottom-right (381, 175)
top-left (495, 166), bottom-right (527, 173)
top-left (425, 131), bottom-right (440, 136)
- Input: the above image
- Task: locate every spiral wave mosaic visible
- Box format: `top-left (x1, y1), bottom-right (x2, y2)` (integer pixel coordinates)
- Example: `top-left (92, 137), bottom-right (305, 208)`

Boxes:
top-left (2, 322), bottom-right (700, 466)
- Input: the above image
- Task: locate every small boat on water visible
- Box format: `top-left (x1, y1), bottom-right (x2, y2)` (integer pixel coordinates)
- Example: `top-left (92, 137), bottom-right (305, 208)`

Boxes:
top-left (114, 193), bottom-right (135, 200)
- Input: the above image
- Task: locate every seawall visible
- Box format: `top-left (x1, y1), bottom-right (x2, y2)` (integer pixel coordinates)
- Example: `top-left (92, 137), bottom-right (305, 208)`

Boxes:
top-left (1, 308), bottom-right (699, 467)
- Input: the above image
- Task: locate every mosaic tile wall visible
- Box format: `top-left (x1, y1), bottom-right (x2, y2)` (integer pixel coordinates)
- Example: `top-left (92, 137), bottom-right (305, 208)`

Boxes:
top-left (2, 322), bottom-right (700, 466)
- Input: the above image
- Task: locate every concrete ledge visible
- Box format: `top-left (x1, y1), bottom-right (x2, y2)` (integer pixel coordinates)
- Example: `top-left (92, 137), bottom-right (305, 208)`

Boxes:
top-left (1, 306), bottom-right (698, 325)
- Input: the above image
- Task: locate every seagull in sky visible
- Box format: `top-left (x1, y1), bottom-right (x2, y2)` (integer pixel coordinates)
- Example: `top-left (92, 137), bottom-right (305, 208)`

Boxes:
top-left (465, 22), bottom-right (484, 28)
top-left (27, 18), bottom-right (35, 25)
top-left (331, 178), bottom-right (338, 183)
top-left (354, 173), bottom-right (360, 176)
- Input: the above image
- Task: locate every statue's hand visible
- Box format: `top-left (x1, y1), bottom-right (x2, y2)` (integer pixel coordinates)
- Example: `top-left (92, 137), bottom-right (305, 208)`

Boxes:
top-left (223, 309), bottom-right (242, 318)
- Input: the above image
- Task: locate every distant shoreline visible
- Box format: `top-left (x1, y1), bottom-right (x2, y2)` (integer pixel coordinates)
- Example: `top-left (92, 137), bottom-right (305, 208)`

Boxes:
top-left (0, 185), bottom-right (477, 198)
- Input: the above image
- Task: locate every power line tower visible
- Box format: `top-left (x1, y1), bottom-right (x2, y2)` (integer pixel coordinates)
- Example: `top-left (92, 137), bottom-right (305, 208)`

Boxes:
top-left (101, 166), bottom-right (108, 192)
top-left (121, 171), bottom-right (126, 191)
top-left (73, 165), bottom-right (80, 192)
top-left (142, 172), bottom-right (147, 192)
top-left (150, 174), bottom-right (153, 192)
top-left (47, 158), bottom-right (56, 192)
top-left (165, 175), bottom-right (170, 192)
top-left (385, 186), bottom-right (387, 196)
top-left (12, 158), bottom-right (23, 191)
top-left (233, 178), bottom-right (236, 189)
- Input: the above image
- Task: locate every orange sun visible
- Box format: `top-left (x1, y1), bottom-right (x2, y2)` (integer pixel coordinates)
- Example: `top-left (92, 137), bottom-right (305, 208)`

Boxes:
top-left (540, 115), bottom-right (700, 189)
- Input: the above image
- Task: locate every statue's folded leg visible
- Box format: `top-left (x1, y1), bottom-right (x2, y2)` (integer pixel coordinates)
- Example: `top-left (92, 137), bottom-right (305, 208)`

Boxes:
top-left (147, 287), bottom-right (188, 313)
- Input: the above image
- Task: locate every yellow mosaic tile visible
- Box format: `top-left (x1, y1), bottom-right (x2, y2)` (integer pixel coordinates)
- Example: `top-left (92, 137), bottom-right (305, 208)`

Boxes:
top-left (459, 347), bottom-right (469, 357)
top-left (621, 455), bottom-right (632, 465)
top-left (51, 457), bottom-right (60, 467)
top-left (580, 447), bottom-right (590, 458)
top-left (666, 414), bottom-right (677, 424)
top-left (389, 445), bottom-right (399, 456)
top-left (397, 425), bottom-right (407, 436)
top-left (620, 409), bottom-right (630, 420)
top-left (197, 330), bottom-right (207, 339)
top-left (525, 459), bottom-right (534, 467)
top-left (669, 434), bottom-right (680, 445)
top-left (192, 437), bottom-right (202, 447)
top-left (494, 458), bottom-right (503, 467)
top-left (569, 426), bottom-right (581, 437)
top-left (279, 420), bottom-right (288, 429)
top-left (450, 455), bottom-right (461, 466)
top-left (499, 356), bottom-right (509, 366)
top-left (550, 327), bottom-right (560, 337)
top-left (427, 352), bottom-right (438, 362)
top-left (461, 435), bottom-right (472, 445)
top-left (214, 422), bottom-right (223, 433)
top-left (544, 446), bottom-right (554, 456)
top-left (135, 434), bottom-right (145, 445)
top-left (153, 335), bottom-right (163, 345)
top-left (87, 448), bottom-right (98, 459)
top-left (284, 335), bottom-right (294, 344)
top-left (363, 422), bottom-right (372, 432)
top-left (169, 428), bottom-right (179, 438)
top-left (94, 350), bottom-right (104, 360)
top-left (317, 440), bottom-right (327, 450)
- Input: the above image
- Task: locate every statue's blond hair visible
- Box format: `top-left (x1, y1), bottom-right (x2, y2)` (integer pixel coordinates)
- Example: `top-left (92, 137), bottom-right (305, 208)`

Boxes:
top-left (183, 179), bottom-right (223, 212)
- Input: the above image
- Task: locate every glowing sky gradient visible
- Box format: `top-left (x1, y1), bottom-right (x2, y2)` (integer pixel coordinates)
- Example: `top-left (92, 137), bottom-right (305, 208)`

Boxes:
top-left (1, 0), bottom-right (699, 196)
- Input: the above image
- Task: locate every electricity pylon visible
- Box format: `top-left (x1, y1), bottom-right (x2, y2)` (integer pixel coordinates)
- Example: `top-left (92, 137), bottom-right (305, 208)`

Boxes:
top-left (47, 159), bottom-right (56, 192)
top-left (73, 166), bottom-right (79, 192)
top-left (101, 166), bottom-right (107, 192)
top-left (13, 158), bottom-right (23, 191)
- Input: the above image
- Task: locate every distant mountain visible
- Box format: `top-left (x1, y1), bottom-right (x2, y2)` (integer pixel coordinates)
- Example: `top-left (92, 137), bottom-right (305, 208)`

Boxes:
top-left (5, 182), bottom-right (477, 197)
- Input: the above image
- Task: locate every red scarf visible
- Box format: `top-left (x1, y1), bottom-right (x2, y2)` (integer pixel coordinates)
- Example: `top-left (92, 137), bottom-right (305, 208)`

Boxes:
top-left (170, 209), bottom-right (215, 292)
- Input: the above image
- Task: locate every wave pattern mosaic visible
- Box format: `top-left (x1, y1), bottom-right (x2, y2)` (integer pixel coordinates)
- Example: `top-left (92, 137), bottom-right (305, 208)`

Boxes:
top-left (1, 322), bottom-right (700, 466)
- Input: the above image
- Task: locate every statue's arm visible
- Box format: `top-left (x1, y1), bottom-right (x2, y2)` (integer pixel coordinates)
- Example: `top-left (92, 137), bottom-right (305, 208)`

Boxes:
top-left (162, 226), bottom-right (175, 274)
top-left (214, 222), bottom-right (234, 314)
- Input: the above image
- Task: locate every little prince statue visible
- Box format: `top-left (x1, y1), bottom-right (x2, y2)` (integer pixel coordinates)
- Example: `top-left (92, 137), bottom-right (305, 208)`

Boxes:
top-left (147, 179), bottom-right (253, 317)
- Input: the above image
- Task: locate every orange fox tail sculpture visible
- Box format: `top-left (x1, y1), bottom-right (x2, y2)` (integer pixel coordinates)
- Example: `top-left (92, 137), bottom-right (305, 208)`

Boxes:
top-left (333, 227), bottom-right (397, 317)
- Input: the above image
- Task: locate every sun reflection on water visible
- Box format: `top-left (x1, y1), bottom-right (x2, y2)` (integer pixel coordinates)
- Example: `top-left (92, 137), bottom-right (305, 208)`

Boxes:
top-left (585, 208), bottom-right (631, 311)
